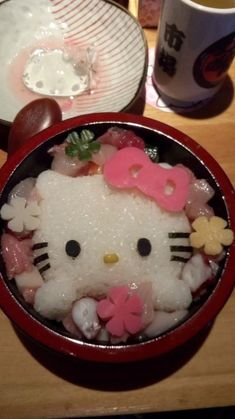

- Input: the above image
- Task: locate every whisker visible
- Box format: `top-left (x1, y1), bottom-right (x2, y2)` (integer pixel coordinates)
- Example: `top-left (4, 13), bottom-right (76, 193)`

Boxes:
top-left (32, 242), bottom-right (48, 250)
top-left (171, 255), bottom-right (190, 263)
top-left (168, 232), bottom-right (190, 238)
top-left (170, 245), bottom-right (193, 252)
top-left (34, 253), bottom-right (49, 265)
top-left (39, 263), bottom-right (51, 274)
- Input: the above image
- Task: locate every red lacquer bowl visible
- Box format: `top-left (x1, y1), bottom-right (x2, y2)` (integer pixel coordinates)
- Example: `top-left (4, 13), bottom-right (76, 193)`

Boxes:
top-left (0, 112), bottom-right (235, 363)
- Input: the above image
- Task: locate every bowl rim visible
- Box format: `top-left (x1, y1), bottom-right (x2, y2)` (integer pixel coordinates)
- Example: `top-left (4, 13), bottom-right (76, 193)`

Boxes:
top-left (1, 112), bottom-right (235, 363)
top-left (0, 0), bottom-right (148, 126)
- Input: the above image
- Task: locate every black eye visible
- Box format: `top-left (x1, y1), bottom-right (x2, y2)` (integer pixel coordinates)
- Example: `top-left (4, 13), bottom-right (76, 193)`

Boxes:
top-left (65, 240), bottom-right (81, 258)
top-left (137, 238), bottom-right (152, 257)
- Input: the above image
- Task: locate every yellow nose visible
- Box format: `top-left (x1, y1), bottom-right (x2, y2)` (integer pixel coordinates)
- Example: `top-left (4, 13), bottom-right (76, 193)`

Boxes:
top-left (103, 253), bottom-right (119, 264)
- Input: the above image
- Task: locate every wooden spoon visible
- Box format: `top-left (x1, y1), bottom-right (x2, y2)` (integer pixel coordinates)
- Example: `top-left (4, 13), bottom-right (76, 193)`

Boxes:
top-left (8, 98), bottom-right (62, 157)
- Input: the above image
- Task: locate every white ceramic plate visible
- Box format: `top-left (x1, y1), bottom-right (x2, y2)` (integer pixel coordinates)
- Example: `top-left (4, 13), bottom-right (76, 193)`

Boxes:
top-left (0, 0), bottom-right (147, 123)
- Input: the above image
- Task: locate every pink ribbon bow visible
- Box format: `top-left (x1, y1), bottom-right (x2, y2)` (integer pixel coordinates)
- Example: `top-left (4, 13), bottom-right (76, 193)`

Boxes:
top-left (103, 147), bottom-right (190, 212)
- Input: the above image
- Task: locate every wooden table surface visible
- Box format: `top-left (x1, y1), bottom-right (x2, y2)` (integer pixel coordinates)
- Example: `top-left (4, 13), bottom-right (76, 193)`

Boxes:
top-left (1, 5), bottom-right (235, 419)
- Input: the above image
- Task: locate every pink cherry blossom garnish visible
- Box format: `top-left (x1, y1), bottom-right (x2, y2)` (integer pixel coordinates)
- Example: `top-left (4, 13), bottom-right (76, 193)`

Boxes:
top-left (97, 286), bottom-right (144, 337)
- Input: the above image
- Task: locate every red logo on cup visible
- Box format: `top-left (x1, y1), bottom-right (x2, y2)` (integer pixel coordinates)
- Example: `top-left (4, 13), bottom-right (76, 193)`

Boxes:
top-left (193, 32), bottom-right (235, 89)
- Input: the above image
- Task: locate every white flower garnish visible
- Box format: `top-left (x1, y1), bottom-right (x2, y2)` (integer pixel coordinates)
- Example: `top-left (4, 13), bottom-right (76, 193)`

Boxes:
top-left (0, 197), bottom-right (41, 232)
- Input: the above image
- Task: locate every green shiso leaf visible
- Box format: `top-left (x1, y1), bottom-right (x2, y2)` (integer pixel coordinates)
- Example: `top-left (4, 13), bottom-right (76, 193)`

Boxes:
top-left (79, 149), bottom-right (92, 160)
top-left (89, 142), bottom-right (101, 152)
top-left (66, 145), bottom-right (80, 157)
top-left (80, 129), bottom-right (95, 143)
top-left (65, 130), bottom-right (100, 161)
top-left (68, 131), bottom-right (80, 145)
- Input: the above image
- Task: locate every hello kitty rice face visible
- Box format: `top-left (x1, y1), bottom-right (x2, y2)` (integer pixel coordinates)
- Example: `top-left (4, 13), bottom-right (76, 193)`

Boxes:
top-left (32, 168), bottom-right (193, 320)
